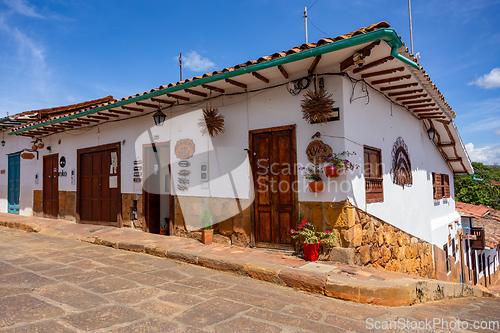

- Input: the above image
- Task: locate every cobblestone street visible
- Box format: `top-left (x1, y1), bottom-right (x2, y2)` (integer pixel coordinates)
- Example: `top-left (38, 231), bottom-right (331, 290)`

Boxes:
top-left (0, 227), bottom-right (499, 332)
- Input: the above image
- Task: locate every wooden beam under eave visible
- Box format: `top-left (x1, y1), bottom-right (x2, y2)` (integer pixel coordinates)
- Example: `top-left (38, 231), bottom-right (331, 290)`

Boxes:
top-left (43, 127), bottom-right (62, 132)
top-left (388, 89), bottom-right (423, 97)
top-left (64, 121), bottom-right (82, 127)
top-left (438, 143), bottom-right (455, 147)
top-left (87, 115), bottom-right (109, 120)
top-left (277, 65), bottom-right (289, 79)
top-left (353, 56), bottom-right (394, 74)
top-left (371, 75), bottom-right (411, 85)
top-left (380, 82), bottom-right (418, 91)
top-left (447, 157), bottom-right (462, 162)
top-left (308, 55), bottom-right (322, 75)
top-left (51, 124), bottom-right (74, 129)
top-left (82, 118), bottom-right (100, 123)
top-left (252, 72), bottom-right (270, 83)
top-left (121, 106), bottom-right (144, 112)
top-left (361, 67), bottom-right (405, 79)
top-left (201, 84), bottom-right (225, 94)
top-left (71, 120), bottom-right (90, 125)
top-left (395, 93), bottom-right (428, 101)
top-left (98, 112), bottom-right (119, 118)
top-left (435, 119), bottom-right (452, 125)
top-left (108, 109), bottom-right (130, 116)
top-left (225, 78), bottom-right (247, 89)
top-left (184, 88), bottom-right (208, 98)
top-left (402, 99), bottom-right (432, 105)
top-left (408, 103), bottom-right (436, 109)
top-left (412, 108), bottom-right (440, 113)
top-left (419, 115), bottom-right (446, 119)
top-left (416, 112), bottom-right (443, 117)
top-left (150, 97), bottom-right (174, 105)
top-left (136, 101), bottom-right (160, 108)
top-left (167, 93), bottom-right (190, 101)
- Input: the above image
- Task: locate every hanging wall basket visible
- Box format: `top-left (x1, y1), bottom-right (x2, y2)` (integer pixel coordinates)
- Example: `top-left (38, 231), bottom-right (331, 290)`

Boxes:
top-left (198, 108), bottom-right (225, 137)
top-left (300, 88), bottom-right (335, 124)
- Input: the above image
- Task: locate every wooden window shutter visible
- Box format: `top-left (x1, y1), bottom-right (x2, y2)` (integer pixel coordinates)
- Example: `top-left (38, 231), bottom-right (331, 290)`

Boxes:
top-left (443, 174), bottom-right (450, 198)
top-left (433, 172), bottom-right (443, 199)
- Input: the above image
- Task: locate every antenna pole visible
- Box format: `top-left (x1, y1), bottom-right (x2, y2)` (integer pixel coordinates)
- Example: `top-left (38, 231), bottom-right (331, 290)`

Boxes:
top-left (304, 7), bottom-right (308, 44)
top-left (178, 53), bottom-right (182, 81)
top-left (408, 0), bottom-right (414, 55)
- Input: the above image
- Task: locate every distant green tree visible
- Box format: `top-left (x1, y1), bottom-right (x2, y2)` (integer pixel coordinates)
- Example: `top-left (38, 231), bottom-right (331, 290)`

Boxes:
top-left (454, 162), bottom-right (500, 210)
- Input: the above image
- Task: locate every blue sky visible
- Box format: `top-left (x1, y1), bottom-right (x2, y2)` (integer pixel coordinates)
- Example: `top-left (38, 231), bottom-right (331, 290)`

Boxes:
top-left (0, 0), bottom-right (499, 164)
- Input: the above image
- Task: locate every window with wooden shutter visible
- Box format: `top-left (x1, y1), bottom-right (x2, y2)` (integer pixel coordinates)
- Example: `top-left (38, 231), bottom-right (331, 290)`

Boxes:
top-left (433, 172), bottom-right (450, 199)
top-left (364, 146), bottom-right (383, 203)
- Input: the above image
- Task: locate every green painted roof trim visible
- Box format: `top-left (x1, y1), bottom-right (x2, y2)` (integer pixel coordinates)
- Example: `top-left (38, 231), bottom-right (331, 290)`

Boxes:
top-left (10, 28), bottom-right (417, 135)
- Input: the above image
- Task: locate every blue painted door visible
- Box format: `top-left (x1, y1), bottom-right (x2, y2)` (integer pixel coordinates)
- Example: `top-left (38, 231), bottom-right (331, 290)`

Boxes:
top-left (8, 153), bottom-right (20, 214)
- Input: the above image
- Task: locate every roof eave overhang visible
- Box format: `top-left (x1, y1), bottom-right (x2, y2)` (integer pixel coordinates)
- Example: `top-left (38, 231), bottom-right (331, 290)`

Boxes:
top-left (9, 28), bottom-right (416, 136)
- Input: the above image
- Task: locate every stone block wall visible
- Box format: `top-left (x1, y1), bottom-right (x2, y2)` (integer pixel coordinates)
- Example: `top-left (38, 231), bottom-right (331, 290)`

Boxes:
top-left (121, 193), bottom-right (143, 229)
top-left (33, 190), bottom-right (42, 216)
top-left (299, 199), bottom-right (435, 279)
top-left (173, 196), bottom-right (252, 247)
top-left (32, 190), bottom-right (76, 221)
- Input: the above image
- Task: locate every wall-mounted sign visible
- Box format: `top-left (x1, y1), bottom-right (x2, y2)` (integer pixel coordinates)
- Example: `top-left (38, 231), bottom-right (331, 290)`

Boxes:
top-left (21, 152), bottom-right (35, 160)
top-left (59, 156), bottom-right (66, 168)
top-left (178, 169), bottom-right (190, 176)
top-left (134, 159), bottom-right (142, 165)
top-left (58, 171), bottom-right (68, 177)
top-left (174, 139), bottom-right (195, 159)
top-left (0, 170), bottom-right (5, 174)
top-left (306, 140), bottom-right (332, 165)
top-left (178, 160), bottom-right (190, 167)
top-left (133, 177), bottom-right (142, 183)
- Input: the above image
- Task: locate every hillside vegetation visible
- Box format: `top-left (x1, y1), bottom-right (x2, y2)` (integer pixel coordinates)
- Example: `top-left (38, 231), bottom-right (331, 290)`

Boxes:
top-left (455, 162), bottom-right (500, 210)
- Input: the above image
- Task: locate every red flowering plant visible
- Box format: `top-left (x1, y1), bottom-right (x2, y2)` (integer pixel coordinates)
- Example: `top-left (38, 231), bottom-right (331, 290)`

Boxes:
top-left (290, 219), bottom-right (337, 245)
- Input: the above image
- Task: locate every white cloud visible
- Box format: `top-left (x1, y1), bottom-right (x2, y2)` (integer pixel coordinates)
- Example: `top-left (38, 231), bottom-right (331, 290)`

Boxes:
top-left (465, 143), bottom-right (500, 165)
top-left (3, 0), bottom-right (43, 18)
top-left (495, 129), bottom-right (500, 135)
top-left (470, 68), bottom-right (500, 89)
top-left (181, 51), bottom-right (215, 72)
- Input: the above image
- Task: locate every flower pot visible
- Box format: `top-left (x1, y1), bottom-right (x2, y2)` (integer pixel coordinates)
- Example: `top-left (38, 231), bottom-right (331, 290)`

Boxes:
top-left (308, 181), bottom-right (324, 193)
top-left (324, 166), bottom-right (340, 178)
top-left (159, 228), bottom-right (167, 235)
top-left (202, 229), bottom-right (213, 245)
top-left (303, 242), bottom-right (320, 261)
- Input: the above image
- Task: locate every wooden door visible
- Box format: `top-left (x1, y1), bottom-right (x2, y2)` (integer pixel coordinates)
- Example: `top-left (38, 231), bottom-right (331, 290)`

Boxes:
top-left (43, 154), bottom-right (59, 218)
top-left (251, 126), bottom-right (297, 248)
top-left (77, 143), bottom-right (121, 226)
top-left (7, 153), bottom-right (20, 214)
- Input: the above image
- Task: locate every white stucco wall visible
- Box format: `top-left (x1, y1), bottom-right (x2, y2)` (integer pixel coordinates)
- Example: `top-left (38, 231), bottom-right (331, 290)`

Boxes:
top-left (1, 71), bottom-right (459, 247)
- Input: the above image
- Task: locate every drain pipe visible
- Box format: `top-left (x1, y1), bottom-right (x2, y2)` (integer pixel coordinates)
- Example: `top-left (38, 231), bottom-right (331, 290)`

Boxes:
top-left (455, 174), bottom-right (483, 181)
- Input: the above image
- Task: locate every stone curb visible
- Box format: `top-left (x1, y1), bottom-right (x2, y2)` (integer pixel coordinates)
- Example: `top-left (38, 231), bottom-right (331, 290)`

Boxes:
top-left (325, 275), bottom-right (417, 306)
top-left (0, 221), bottom-right (494, 306)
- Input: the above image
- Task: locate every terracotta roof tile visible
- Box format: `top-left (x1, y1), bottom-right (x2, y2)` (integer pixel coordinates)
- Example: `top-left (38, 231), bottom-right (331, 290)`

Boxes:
top-left (456, 202), bottom-right (490, 218)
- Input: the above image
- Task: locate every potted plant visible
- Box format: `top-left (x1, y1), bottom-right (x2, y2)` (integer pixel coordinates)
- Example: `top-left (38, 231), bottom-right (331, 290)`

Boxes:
top-left (300, 165), bottom-right (324, 193)
top-left (200, 208), bottom-right (214, 245)
top-left (323, 151), bottom-right (359, 178)
top-left (291, 219), bottom-right (337, 261)
top-left (160, 217), bottom-right (168, 235)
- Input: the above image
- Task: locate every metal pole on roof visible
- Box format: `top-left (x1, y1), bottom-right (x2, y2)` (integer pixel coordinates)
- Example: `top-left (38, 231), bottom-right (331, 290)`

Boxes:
top-left (408, 0), bottom-right (414, 55)
top-left (178, 53), bottom-right (182, 82)
top-left (304, 7), bottom-right (308, 44)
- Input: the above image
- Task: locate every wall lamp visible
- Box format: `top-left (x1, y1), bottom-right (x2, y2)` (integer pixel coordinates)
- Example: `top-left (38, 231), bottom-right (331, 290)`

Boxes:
top-left (427, 127), bottom-right (436, 141)
top-left (153, 106), bottom-right (166, 126)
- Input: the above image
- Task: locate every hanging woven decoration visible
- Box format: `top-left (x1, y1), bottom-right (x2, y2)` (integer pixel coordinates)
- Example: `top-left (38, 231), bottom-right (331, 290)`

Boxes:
top-left (300, 88), bottom-right (335, 124)
top-left (199, 108), bottom-right (225, 137)
top-left (198, 91), bottom-right (225, 137)
top-left (390, 137), bottom-right (413, 188)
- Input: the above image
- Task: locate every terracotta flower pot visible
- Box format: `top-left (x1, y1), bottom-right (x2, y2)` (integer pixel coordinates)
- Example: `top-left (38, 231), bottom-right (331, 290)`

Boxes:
top-left (202, 229), bottom-right (213, 245)
top-left (303, 242), bottom-right (320, 261)
top-left (308, 181), bottom-right (324, 193)
top-left (159, 228), bottom-right (167, 235)
top-left (324, 166), bottom-right (340, 178)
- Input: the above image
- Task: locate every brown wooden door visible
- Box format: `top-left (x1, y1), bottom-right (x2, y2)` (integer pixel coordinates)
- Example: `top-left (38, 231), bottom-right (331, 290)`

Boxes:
top-left (78, 144), bottom-right (121, 226)
top-left (43, 154), bottom-right (59, 218)
top-left (251, 126), bottom-right (297, 247)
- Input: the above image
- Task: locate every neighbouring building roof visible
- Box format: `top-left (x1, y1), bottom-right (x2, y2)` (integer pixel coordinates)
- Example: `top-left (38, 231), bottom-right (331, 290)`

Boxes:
top-left (6, 22), bottom-right (473, 175)
top-left (457, 202), bottom-right (500, 248)
top-left (456, 202), bottom-right (490, 219)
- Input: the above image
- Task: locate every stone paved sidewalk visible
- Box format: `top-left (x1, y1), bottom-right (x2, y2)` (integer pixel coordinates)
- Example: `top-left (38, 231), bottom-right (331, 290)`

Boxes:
top-left (0, 213), bottom-right (492, 306)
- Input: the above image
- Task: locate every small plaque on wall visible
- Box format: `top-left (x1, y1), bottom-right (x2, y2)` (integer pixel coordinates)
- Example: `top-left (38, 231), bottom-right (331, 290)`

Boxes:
top-left (306, 140), bottom-right (332, 165)
top-left (174, 139), bottom-right (195, 159)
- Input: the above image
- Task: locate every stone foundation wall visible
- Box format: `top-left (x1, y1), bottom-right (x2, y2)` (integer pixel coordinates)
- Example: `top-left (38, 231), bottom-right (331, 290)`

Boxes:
top-left (32, 190), bottom-right (76, 221)
top-left (121, 193), bottom-right (143, 229)
top-left (173, 196), bottom-right (252, 247)
top-left (33, 190), bottom-right (42, 216)
top-left (299, 200), bottom-right (435, 279)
